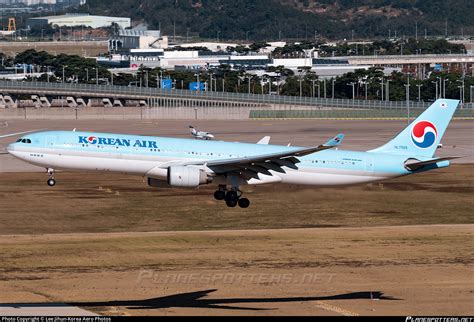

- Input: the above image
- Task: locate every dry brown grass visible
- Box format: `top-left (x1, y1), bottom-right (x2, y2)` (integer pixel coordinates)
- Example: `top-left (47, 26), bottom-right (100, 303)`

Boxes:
top-left (0, 164), bottom-right (472, 235)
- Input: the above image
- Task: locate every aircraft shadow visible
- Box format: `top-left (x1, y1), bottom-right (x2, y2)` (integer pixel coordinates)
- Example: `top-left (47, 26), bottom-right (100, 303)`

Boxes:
top-left (64, 289), bottom-right (401, 311)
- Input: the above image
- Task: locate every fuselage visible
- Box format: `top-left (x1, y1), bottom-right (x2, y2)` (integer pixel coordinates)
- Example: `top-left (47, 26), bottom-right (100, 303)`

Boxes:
top-left (6, 130), bottom-right (434, 187)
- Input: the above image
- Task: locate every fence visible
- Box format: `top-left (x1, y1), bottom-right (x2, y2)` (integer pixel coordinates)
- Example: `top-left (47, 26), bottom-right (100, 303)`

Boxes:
top-left (2, 80), bottom-right (473, 109)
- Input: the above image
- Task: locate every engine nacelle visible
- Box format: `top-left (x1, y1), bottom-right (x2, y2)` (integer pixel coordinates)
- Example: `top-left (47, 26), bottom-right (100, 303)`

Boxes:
top-left (167, 165), bottom-right (211, 188)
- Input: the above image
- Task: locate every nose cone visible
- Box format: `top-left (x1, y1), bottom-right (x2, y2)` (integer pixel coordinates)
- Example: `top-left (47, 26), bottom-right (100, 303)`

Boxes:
top-left (6, 143), bottom-right (19, 157)
top-left (6, 142), bottom-right (16, 153)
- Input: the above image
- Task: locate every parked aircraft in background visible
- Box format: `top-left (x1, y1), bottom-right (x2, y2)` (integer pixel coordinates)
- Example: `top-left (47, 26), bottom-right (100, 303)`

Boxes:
top-left (3, 99), bottom-right (459, 208)
top-left (189, 125), bottom-right (214, 140)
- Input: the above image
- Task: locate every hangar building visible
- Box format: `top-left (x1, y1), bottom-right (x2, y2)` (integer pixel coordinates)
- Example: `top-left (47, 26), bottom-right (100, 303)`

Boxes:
top-left (27, 14), bottom-right (131, 30)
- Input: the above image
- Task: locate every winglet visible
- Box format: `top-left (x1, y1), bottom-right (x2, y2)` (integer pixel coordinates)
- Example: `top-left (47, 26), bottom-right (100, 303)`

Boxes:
top-left (257, 136), bottom-right (271, 145)
top-left (324, 133), bottom-right (344, 147)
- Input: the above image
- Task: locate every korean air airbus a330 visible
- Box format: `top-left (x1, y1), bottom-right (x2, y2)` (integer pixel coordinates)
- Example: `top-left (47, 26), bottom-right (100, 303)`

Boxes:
top-left (2, 99), bottom-right (459, 208)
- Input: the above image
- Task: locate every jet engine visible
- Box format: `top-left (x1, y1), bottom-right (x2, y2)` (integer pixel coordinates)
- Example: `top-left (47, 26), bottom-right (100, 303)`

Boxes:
top-left (167, 165), bottom-right (212, 188)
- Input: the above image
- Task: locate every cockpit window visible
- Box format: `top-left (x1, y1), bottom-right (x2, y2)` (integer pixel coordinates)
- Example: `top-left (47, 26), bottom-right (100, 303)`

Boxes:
top-left (17, 138), bottom-right (31, 144)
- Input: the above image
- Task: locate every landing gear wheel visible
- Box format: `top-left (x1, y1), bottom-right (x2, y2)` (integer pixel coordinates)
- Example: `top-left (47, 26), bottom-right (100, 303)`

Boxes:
top-left (214, 190), bottom-right (226, 200)
top-left (225, 190), bottom-right (238, 201)
top-left (226, 199), bottom-right (238, 208)
top-left (47, 178), bottom-right (56, 186)
top-left (238, 198), bottom-right (250, 208)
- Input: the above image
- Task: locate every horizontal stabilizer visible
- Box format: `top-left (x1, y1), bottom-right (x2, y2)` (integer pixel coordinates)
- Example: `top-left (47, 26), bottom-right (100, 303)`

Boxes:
top-left (404, 156), bottom-right (461, 171)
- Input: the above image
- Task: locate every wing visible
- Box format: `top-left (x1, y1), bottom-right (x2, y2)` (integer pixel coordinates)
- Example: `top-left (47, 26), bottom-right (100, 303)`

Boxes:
top-left (0, 129), bottom-right (45, 139)
top-left (160, 134), bottom-right (344, 179)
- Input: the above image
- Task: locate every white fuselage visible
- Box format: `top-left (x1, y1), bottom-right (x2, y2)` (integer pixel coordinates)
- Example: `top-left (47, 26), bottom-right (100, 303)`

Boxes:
top-left (7, 131), bottom-right (408, 187)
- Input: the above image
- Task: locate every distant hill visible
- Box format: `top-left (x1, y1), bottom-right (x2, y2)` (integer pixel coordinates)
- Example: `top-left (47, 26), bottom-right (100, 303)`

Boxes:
top-left (80, 0), bottom-right (474, 40)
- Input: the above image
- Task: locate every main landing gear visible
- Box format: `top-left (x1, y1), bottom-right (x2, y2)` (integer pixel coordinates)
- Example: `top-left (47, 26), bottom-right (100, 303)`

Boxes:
top-left (46, 168), bottom-right (56, 186)
top-left (214, 185), bottom-right (250, 208)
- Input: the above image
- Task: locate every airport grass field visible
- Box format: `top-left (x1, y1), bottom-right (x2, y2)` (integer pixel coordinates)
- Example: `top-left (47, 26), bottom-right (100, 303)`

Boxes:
top-left (0, 165), bottom-right (473, 234)
top-left (0, 119), bottom-right (472, 315)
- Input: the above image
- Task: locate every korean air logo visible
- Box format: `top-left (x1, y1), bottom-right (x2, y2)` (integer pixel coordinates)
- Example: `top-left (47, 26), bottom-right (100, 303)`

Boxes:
top-left (87, 136), bottom-right (97, 144)
top-left (439, 101), bottom-right (447, 108)
top-left (411, 121), bottom-right (438, 149)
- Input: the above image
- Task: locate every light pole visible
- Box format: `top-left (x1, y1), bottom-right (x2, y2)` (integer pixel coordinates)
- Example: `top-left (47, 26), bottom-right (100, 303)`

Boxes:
top-left (316, 82), bottom-right (320, 98)
top-left (432, 81), bottom-right (438, 100)
top-left (298, 78), bottom-right (303, 97)
top-left (195, 73), bottom-right (200, 91)
top-left (347, 82), bottom-right (355, 100)
top-left (323, 79), bottom-right (326, 98)
top-left (311, 79), bottom-right (316, 97)
top-left (438, 77), bottom-right (442, 98)
top-left (470, 85), bottom-right (473, 103)
top-left (458, 85), bottom-right (463, 104)
top-left (332, 79), bottom-right (335, 99)
top-left (62, 65), bottom-right (67, 83)
top-left (457, 79), bottom-right (465, 104)
top-left (443, 78), bottom-right (448, 98)
top-left (297, 69), bottom-right (305, 97)
top-left (405, 76), bottom-right (410, 124)
top-left (380, 77), bottom-right (384, 101)
top-left (94, 68), bottom-right (98, 85)
top-left (416, 84), bottom-right (423, 101)
top-left (110, 70), bottom-right (114, 86)
top-left (85, 68), bottom-right (89, 83)
top-left (386, 79), bottom-right (391, 102)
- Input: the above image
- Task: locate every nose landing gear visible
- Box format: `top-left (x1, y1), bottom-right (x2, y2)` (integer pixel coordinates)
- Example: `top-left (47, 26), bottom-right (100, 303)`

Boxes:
top-left (214, 185), bottom-right (250, 208)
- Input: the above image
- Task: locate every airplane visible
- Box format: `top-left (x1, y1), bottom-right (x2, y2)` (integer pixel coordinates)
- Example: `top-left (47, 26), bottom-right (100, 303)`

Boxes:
top-left (2, 99), bottom-right (460, 209)
top-left (189, 125), bottom-right (215, 140)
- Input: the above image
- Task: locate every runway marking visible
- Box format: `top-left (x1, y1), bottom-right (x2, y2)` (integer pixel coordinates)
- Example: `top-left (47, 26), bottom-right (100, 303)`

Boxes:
top-left (314, 300), bottom-right (359, 316)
